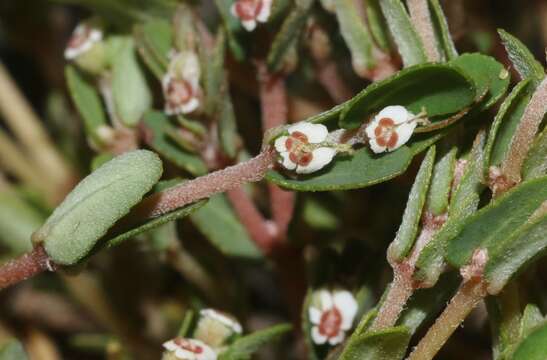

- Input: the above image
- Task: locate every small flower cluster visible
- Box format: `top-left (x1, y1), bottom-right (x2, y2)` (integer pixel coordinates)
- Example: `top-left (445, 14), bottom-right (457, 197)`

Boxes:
top-left (230, 0), bottom-right (273, 31)
top-left (162, 51), bottom-right (202, 116)
top-left (308, 289), bottom-right (358, 345)
top-left (64, 22), bottom-right (103, 61)
top-left (274, 105), bottom-right (425, 174)
top-left (162, 309), bottom-right (242, 360)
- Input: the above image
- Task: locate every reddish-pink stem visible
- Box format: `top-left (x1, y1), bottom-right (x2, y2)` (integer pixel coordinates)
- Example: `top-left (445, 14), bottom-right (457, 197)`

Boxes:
top-left (0, 246), bottom-right (52, 290)
top-left (133, 149), bottom-right (276, 219)
top-left (227, 187), bottom-right (277, 253)
top-left (316, 61), bottom-right (353, 103)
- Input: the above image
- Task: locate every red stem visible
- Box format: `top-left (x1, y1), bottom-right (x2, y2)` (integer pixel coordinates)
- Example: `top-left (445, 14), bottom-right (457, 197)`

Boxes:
top-left (0, 246), bottom-right (52, 290)
top-left (226, 187), bottom-right (277, 253)
top-left (133, 149), bottom-right (276, 219)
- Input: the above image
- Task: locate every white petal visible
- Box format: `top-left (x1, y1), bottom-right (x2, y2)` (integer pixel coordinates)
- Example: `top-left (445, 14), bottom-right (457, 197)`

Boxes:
top-left (174, 348), bottom-right (195, 359)
top-left (274, 136), bottom-right (289, 153)
top-left (368, 138), bottom-right (387, 154)
top-left (365, 118), bottom-right (379, 140)
top-left (163, 340), bottom-right (178, 352)
top-left (333, 291), bottom-right (358, 330)
top-left (309, 307), bottom-right (322, 325)
top-left (328, 330), bottom-right (346, 345)
top-left (296, 147), bottom-right (336, 174)
top-left (389, 121), bottom-right (417, 151)
top-left (197, 345), bottom-right (217, 360)
top-left (230, 3), bottom-right (238, 18)
top-left (318, 290), bottom-right (334, 310)
top-left (279, 152), bottom-right (297, 170)
top-left (179, 97), bottom-right (200, 114)
top-left (311, 326), bottom-right (328, 345)
top-left (241, 19), bottom-right (257, 31)
top-left (256, 0), bottom-right (273, 22)
top-left (88, 28), bottom-right (103, 42)
top-left (200, 309), bottom-right (242, 334)
top-left (180, 52), bottom-right (201, 88)
top-left (376, 105), bottom-right (411, 125)
top-left (288, 122), bottom-right (328, 143)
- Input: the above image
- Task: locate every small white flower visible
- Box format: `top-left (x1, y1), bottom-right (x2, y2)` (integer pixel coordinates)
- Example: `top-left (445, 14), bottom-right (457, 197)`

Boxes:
top-left (64, 22), bottom-right (103, 60)
top-left (308, 289), bottom-right (358, 346)
top-left (163, 338), bottom-right (217, 360)
top-left (230, 0), bottom-right (273, 32)
top-left (162, 51), bottom-right (201, 115)
top-left (274, 122), bottom-right (336, 174)
top-left (200, 309), bottom-right (242, 334)
top-left (365, 105), bottom-right (418, 153)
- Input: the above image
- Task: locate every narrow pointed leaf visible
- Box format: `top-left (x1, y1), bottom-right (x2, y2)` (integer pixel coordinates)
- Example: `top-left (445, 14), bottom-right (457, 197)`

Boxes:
top-left (425, 145), bottom-right (457, 215)
top-left (522, 127), bottom-right (547, 180)
top-left (379, 0), bottom-right (427, 67)
top-left (220, 324), bottom-right (292, 360)
top-left (388, 147), bottom-right (436, 262)
top-left (498, 29), bottom-right (545, 86)
top-left (429, 0), bottom-right (458, 60)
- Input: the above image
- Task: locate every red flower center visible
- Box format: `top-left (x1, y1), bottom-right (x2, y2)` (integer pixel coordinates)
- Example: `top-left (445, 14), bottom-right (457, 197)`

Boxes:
top-left (318, 307), bottom-right (342, 338)
top-left (166, 78), bottom-right (194, 106)
top-left (374, 117), bottom-right (399, 149)
top-left (174, 338), bottom-right (204, 354)
top-left (285, 131), bottom-right (313, 166)
top-left (234, 0), bottom-right (263, 21)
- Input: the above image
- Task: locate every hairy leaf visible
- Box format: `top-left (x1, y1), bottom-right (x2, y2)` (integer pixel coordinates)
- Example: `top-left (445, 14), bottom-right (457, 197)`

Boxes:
top-left (522, 127), bottom-right (547, 180)
top-left (425, 145), bottom-right (457, 215)
top-left (38, 150), bottom-right (163, 265)
top-left (429, 0), bottom-right (458, 61)
top-left (338, 326), bottom-right (411, 360)
top-left (498, 29), bottom-right (545, 85)
top-left (388, 147), bottom-right (436, 261)
top-left (511, 321), bottom-right (547, 360)
top-left (379, 0), bottom-right (427, 67)
top-left (446, 176), bottom-right (547, 269)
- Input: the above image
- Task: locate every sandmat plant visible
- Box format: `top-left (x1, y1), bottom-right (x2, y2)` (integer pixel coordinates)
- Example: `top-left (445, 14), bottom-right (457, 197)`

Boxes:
top-left (0, 0), bottom-right (547, 359)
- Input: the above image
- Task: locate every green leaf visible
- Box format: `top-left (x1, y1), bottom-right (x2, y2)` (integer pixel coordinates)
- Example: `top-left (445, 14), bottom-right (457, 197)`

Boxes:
top-left (219, 324), bottom-right (292, 360)
top-left (65, 65), bottom-right (107, 143)
top-left (429, 0), bottom-right (458, 61)
top-left (111, 38), bottom-right (152, 126)
top-left (104, 200), bottom-right (206, 248)
top-left (38, 150), bottom-right (163, 265)
top-left (414, 133), bottom-right (485, 285)
top-left (446, 176), bottom-right (547, 269)
top-left (511, 321), bottom-right (547, 360)
top-left (267, 0), bottom-right (314, 72)
top-left (337, 326), bottom-right (411, 360)
top-left (449, 53), bottom-right (510, 112)
top-left (334, 0), bottom-right (375, 73)
top-left (520, 304), bottom-right (545, 337)
top-left (485, 212), bottom-right (547, 294)
top-left (425, 145), bottom-right (457, 215)
top-left (523, 127), bottom-right (547, 180)
top-left (0, 340), bottom-right (28, 360)
top-left (365, 0), bottom-right (391, 51)
top-left (204, 29), bottom-right (227, 117)
top-left (388, 147), bottom-right (436, 262)
top-left (0, 191), bottom-right (44, 254)
top-left (340, 63), bottom-right (476, 130)
top-left (142, 111), bottom-right (207, 176)
top-left (190, 194), bottom-right (262, 259)
top-left (485, 80), bottom-right (535, 169)
top-left (498, 29), bottom-right (545, 86)
top-left (379, 0), bottom-right (427, 67)
top-left (134, 18), bottom-right (172, 79)
top-left (302, 197), bottom-right (340, 230)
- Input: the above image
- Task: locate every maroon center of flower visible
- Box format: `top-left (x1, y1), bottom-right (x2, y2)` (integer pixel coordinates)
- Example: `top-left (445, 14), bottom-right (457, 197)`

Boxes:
top-left (166, 79), bottom-right (194, 106)
top-left (68, 26), bottom-right (92, 49)
top-left (285, 131), bottom-right (313, 166)
top-left (174, 338), bottom-right (204, 354)
top-left (318, 307), bottom-right (342, 338)
top-left (234, 0), bottom-right (263, 21)
top-left (374, 117), bottom-right (399, 148)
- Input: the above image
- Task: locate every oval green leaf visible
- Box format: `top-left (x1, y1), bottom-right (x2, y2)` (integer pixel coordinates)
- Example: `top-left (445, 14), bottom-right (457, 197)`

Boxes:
top-left (340, 63), bottom-right (476, 130)
top-left (512, 321), bottom-right (547, 360)
top-left (38, 150), bottom-right (163, 265)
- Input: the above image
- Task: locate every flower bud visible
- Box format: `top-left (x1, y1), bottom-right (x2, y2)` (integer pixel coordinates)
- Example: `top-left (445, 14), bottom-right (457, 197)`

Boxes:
top-left (64, 20), bottom-right (106, 74)
top-left (193, 309), bottom-right (242, 348)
